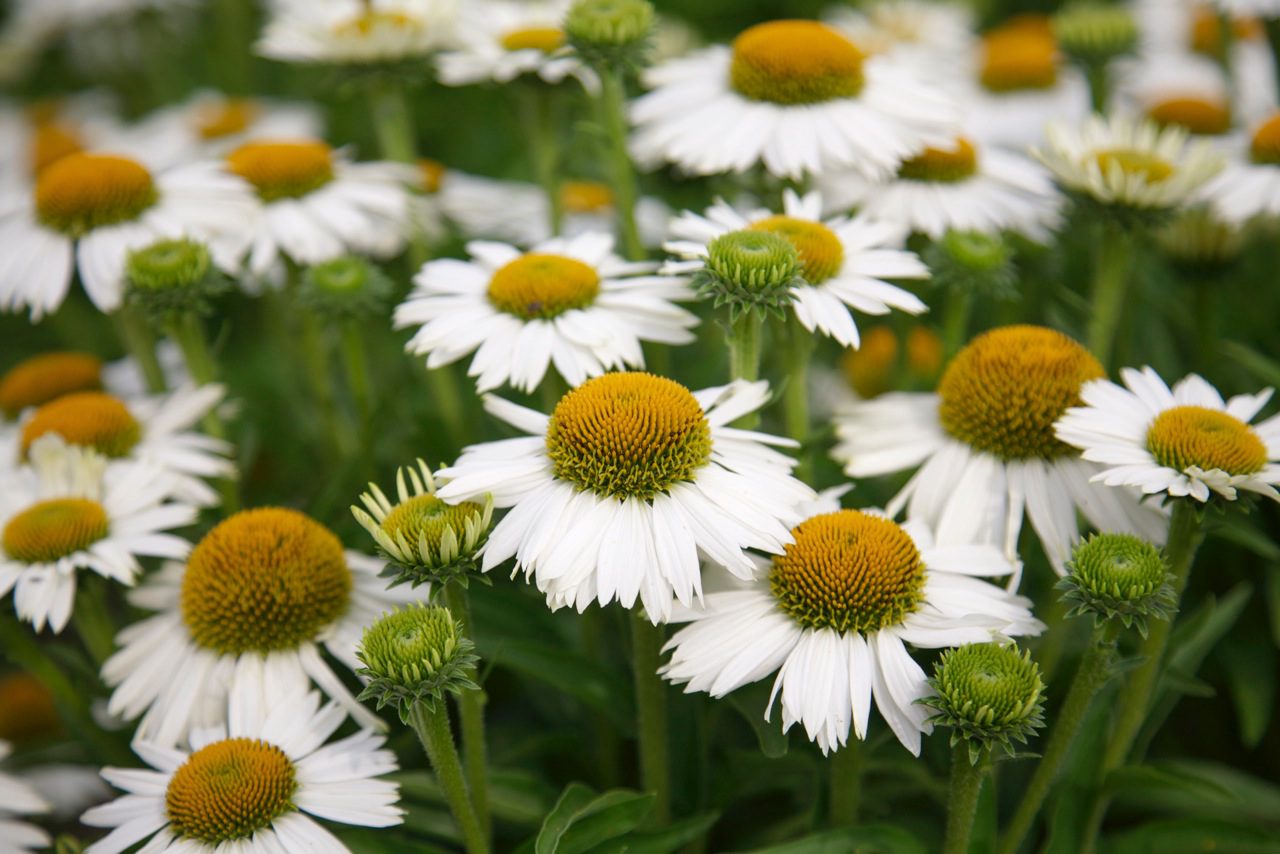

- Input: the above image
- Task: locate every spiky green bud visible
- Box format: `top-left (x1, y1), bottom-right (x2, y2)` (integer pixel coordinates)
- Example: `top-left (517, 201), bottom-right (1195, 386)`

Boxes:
top-left (693, 229), bottom-right (802, 322)
top-left (924, 229), bottom-right (1018, 300)
top-left (125, 238), bottom-right (229, 320)
top-left (298, 255), bottom-right (393, 320)
top-left (565, 0), bottom-right (655, 72)
top-left (1053, 3), bottom-right (1138, 67)
top-left (356, 603), bottom-right (480, 722)
top-left (1058, 533), bottom-right (1176, 637)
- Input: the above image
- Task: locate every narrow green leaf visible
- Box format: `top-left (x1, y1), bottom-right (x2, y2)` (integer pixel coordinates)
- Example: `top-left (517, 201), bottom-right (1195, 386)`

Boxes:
top-left (556, 791), bottom-right (656, 854)
top-left (583, 812), bottom-right (720, 854)
top-left (1221, 633), bottom-right (1276, 747)
top-left (1101, 817), bottom-right (1280, 853)
top-left (1221, 340), bottom-right (1280, 389)
top-left (726, 682), bottom-right (789, 758)
top-left (477, 638), bottom-right (635, 731)
top-left (536, 783), bottom-right (601, 854)
top-left (734, 826), bottom-right (928, 853)
top-left (1106, 759), bottom-right (1280, 825)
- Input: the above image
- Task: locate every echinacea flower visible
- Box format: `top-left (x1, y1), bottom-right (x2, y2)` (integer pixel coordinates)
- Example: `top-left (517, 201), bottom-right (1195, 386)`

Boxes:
top-left (0, 739), bottom-right (49, 852)
top-left (256, 0), bottom-right (458, 66)
top-left (396, 232), bottom-right (697, 392)
top-left (1202, 111), bottom-right (1280, 222)
top-left (102, 507), bottom-right (416, 747)
top-left (1055, 367), bottom-right (1280, 502)
top-left (663, 190), bottom-right (928, 348)
top-left (630, 19), bottom-right (956, 180)
top-left (832, 326), bottom-right (1167, 571)
top-left (132, 90), bottom-right (324, 168)
top-left (82, 683), bottom-right (401, 852)
top-left (0, 436), bottom-right (194, 633)
top-left (437, 373), bottom-right (815, 622)
top-left (437, 0), bottom-right (595, 89)
top-left (661, 492), bottom-right (1041, 755)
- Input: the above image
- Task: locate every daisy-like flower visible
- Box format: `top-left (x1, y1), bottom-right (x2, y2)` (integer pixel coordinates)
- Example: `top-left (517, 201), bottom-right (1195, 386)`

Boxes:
top-left (1202, 111), bottom-right (1280, 222)
top-left (257, 0), bottom-right (457, 65)
top-left (82, 683), bottom-right (401, 852)
top-left (825, 0), bottom-right (975, 70)
top-left (436, 373), bottom-right (815, 622)
top-left (1115, 50), bottom-right (1241, 139)
top-left (0, 91), bottom-right (126, 183)
top-left (132, 90), bottom-right (324, 168)
top-left (1056, 367), bottom-right (1280, 502)
top-left (661, 491), bottom-right (1042, 755)
top-left (3, 385), bottom-right (233, 508)
top-left (437, 0), bottom-right (595, 89)
top-left (102, 507), bottom-right (415, 747)
top-left (227, 139), bottom-right (412, 280)
top-left (663, 190), bottom-right (927, 348)
top-left (817, 135), bottom-right (1061, 240)
top-left (1034, 113), bottom-right (1224, 211)
top-left (0, 740), bottom-right (51, 852)
top-left (630, 19), bottom-right (956, 180)
top-left (832, 326), bottom-right (1167, 571)
top-left (0, 436), bottom-right (194, 633)
top-left (0, 151), bottom-right (257, 319)
top-left (0, 347), bottom-right (190, 424)
top-left (395, 231), bottom-right (698, 392)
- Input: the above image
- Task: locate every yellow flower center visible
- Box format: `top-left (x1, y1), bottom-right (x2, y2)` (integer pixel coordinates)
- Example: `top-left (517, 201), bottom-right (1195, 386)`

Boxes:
top-left (770, 510), bottom-right (926, 634)
top-left (1250, 113), bottom-right (1280, 165)
top-left (730, 20), bottom-right (866, 105)
top-left (381, 494), bottom-right (485, 554)
top-left (561, 180), bottom-right (614, 214)
top-left (897, 137), bottom-right (979, 183)
top-left (1147, 96), bottom-right (1231, 136)
top-left (938, 325), bottom-right (1104, 460)
top-left (30, 123), bottom-right (84, 176)
top-left (1146, 406), bottom-right (1268, 476)
top-left (841, 326), bottom-right (898, 399)
top-left (2, 498), bottom-right (109, 564)
top-left (0, 352), bottom-right (103, 419)
top-left (546, 372), bottom-right (712, 500)
top-left (21, 392), bottom-right (141, 458)
top-left (0, 673), bottom-right (62, 744)
top-left (979, 27), bottom-right (1059, 92)
top-left (35, 153), bottom-right (158, 237)
top-left (1094, 148), bottom-right (1175, 183)
top-left (419, 158), bottom-right (446, 193)
top-left (500, 26), bottom-right (565, 53)
top-left (333, 10), bottom-right (420, 37)
top-left (226, 140), bottom-right (335, 202)
top-left (165, 738), bottom-right (296, 844)
top-left (194, 99), bottom-right (261, 140)
top-left (1190, 7), bottom-right (1262, 57)
top-left (180, 508), bottom-right (352, 655)
top-left (748, 215), bottom-right (844, 283)
top-left (487, 253), bottom-right (601, 320)
top-left (906, 326), bottom-right (943, 379)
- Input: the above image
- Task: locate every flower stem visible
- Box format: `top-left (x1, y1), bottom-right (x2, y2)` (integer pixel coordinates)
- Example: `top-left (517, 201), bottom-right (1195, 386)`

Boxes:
top-left (367, 80), bottom-right (429, 268)
top-left (1086, 225), bottom-right (1131, 369)
top-left (112, 307), bottom-right (166, 393)
top-left (727, 312), bottom-right (763, 428)
top-left (167, 312), bottom-right (239, 510)
top-left (300, 310), bottom-right (356, 455)
top-left (782, 318), bottom-right (815, 482)
top-left (72, 574), bottom-right (116, 667)
top-left (598, 70), bottom-right (643, 260)
top-left (341, 320), bottom-right (374, 428)
top-left (941, 287), bottom-right (973, 359)
top-left (1084, 61), bottom-right (1108, 113)
top-left (828, 740), bottom-right (862, 826)
top-left (521, 85), bottom-right (564, 237)
top-left (999, 624), bottom-right (1119, 854)
top-left (1082, 499), bottom-right (1204, 848)
top-left (408, 701), bottom-right (489, 854)
top-left (630, 611), bottom-right (671, 826)
top-left (444, 582), bottom-right (491, 842)
top-left (944, 743), bottom-right (989, 854)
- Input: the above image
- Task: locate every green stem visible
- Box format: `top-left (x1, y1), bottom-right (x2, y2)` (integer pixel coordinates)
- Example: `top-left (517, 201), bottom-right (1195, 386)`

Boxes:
top-left (1086, 226), bottom-right (1131, 370)
top-left (828, 740), bottom-right (862, 827)
top-left (444, 583), bottom-right (491, 842)
top-left (1084, 61), bottom-right (1108, 113)
top-left (1032, 594), bottom-right (1076, 684)
top-left (522, 85), bottom-right (564, 237)
top-left (112, 307), bottom-right (166, 393)
top-left (630, 612), bottom-right (671, 826)
top-left (72, 574), bottom-right (116, 667)
top-left (423, 363), bottom-right (468, 456)
top-left (341, 321), bottom-right (374, 428)
top-left (999, 625), bottom-right (1119, 854)
top-left (782, 318), bottom-right (815, 482)
top-left (941, 287), bottom-right (974, 359)
top-left (944, 743), bottom-right (989, 854)
top-left (598, 70), bottom-right (644, 260)
top-left (1083, 500), bottom-right (1204, 848)
top-left (211, 0), bottom-right (254, 93)
top-left (408, 702), bottom-right (489, 854)
top-left (300, 310), bottom-right (356, 455)
top-left (367, 81), bottom-right (429, 268)
top-left (581, 608), bottom-right (622, 789)
top-left (167, 312), bottom-right (239, 512)
top-left (727, 312), bottom-right (763, 429)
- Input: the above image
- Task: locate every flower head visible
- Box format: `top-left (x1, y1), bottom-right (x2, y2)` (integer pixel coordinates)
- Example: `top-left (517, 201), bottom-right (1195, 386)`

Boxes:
top-left (356, 603), bottom-right (479, 721)
top-left (1059, 533), bottom-right (1175, 635)
top-left (922, 642), bottom-right (1045, 763)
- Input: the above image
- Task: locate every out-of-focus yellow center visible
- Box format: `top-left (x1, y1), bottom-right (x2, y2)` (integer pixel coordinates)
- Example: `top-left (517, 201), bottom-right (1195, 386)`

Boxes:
top-left (1250, 113), bottom-right (1280, 165)
top-left (333, 10), bottom-right (419, 37)
top-left (21, 392), bottom-right (141, 458)
top-left (0, 352), bottom-right (103, 419)
top-left (841, 327), bottom-right (898, 399)
top-left (35, 153), bottom-right (157, 237)
top-left (487, 253), bottom-right (601, 320)
top-left (748, 215), bottom-right (844, 283)
top-left (1095, 148), bottom-right (1174, 183)
top-left (1190, 6), bottom-right (1263, 57)
top-left (898, 137), bottom-right (979, 183)
top-left (1146, 405), bottom-right (1268, 475)
top-left (418, 158), bottom-right (446, 193)
top-left (979, 24), bottom-right (1059, 92)
top-left (730, 20), bottom-right (866, 105)
top-left (0, 673), bottom-right (62, 743)
top-left (226, 140), bottom-right (335, 202)
top-left (2, 498), bottom-right (109, 564)
top-left (560, 181), bottom-right (614, 214)
top-left (30, 124), bottom-right (84, 176)
top-left (500, 26), bottom-right (565, 53)
top-left (1147, 96), bottom-right (1231, 136)
top-left (165, 738), bottom-right (296, 844)
top-left (194, 99), bottom-right (261, 140)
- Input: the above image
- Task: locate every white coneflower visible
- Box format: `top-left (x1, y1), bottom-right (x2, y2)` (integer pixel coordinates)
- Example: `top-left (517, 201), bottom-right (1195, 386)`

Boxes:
top-left (437, 0), bottom-right (595, 89)
top-left (0, 739), bottom-right (50, 852)
top-left (257, 0), bottom-right (458, 65)
top-left (1202, 111), bottom-right (1280, 222)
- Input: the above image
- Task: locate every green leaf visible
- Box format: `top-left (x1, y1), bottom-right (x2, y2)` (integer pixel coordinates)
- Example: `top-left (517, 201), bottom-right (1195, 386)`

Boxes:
top-left (1212, 513), bottom-right (1280, 562)
top-left (534, 785), bottom-right (655, 854)
top-left (726, 682), bottom-right (789, 758)
top-left (1221, 340), bottom-right (1280, 389)
top-left (1266, 569), bottom-right (1280, 649)
top-left (1221, 633), bottom-right (1276, 747)
top-left (1159, 583), bottom-right (1252, 702)
top-left (733, 826), bottom-right (929, 854)
top-left (584, 811), bottom-right (719, 854)
top-left (1101, 818), bottom-right (1280, 853)
top-left (1106, 759), bottom-right (1280, 825)
top-left (391, 769), bottom-right (558, 827)
top-left (1104, 762), bottom-right (1233, 802)
top-left (477, 638), bottom-right (635, 732)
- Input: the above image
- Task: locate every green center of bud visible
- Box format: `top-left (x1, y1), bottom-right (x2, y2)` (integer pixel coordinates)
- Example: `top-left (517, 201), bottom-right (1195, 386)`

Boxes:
top-left (926, 643), bottom-right (1045, 755)
top-left (180, 508), bottom-right (352, 655)
top-left (938, 325), bottom-right (1103, 461)
top-left (939, 230), bottom-right (1011, 273)
top-left (730, 20), bottom-right (865, 105)
top-left (546, 372), bottom-right (712, 500)
top-left (381, 494), bottom-right (485, 558)
top-left (3, 498), bottom-right (109, 563)
top-left (1051, 3), bottom-right (1138, 62)
top-left (564, 0), bottom-right (655, 48)
top-left (359, 603), bottom-right (462, 686)
top-left (127, 239), bottom-right (212, 292)
top-left (706, 230), bottom-right (800, 292)
top-left (770, 510), bottom-right (926, 634)
top-left (487, 253), bottom-right (601, 320)
top-left (897, 138), bottom-right (979, 183)
top-left (1069, 534), bottom-right (1167, 602)
top-left (1145, 405), bottom-right (1268, 475)
top-left (165, 738), bottom-right (296, 844)
top-left (307, 256), bottom-right (370, 294)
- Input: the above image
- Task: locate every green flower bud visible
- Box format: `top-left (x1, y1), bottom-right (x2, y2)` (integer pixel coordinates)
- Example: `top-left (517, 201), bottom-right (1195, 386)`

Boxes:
top-left (1059, 533), bottom-right (1176, 637)
top-left (693, 229), bottom-right (802, 322)
top-left (1152, 207), bottom-right (1244, 275)
top-left (356, 603), bottom-right (479, 721)
top-left (125, 238), bottom-right (229, 320)
top-left (924, 230), bottom-right (1017, 301)
top-left (1052, 3), bottom-right (1138, 67)
top-left (922, 642), bottom-right (1046, 764)
top-left (565, 0), bottom-right (655, 71)
top-left (298, 255), bottom-right (393, 320)
top-left (352, 458), bottom-right (494, 589)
